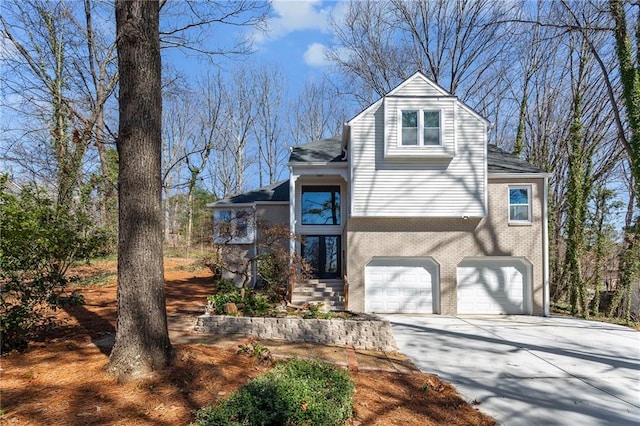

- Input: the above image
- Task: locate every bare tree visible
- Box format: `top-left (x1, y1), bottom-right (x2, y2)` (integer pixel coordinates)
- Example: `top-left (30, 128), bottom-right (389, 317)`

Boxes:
top-left (606, 0), bottom-right (640, 319)
top-left (251, 63), bottom-right (288, 187)
top-left (207, 69), bottom-right (256, 198)
top-left (508, 1), bottom-right (625, 313)
top-left (1, 0), bottom-right (118, 211)
top-left (158, 0), bottom-right (268, 57)
top-left (328, 0), bottom-right (510, 106)
top-left (183, 72), bottom-right (224, 250)
top-left (161, 76), bottom-right (195, 245)
top-left (290, 76), bottom-right (349, 146)
top-left (108, 0), bottom-right (172, 380)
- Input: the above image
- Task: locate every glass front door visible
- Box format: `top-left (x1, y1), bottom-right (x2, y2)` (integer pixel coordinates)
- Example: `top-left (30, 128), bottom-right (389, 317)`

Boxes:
top-left (301, 235), bottom-right (341, 279)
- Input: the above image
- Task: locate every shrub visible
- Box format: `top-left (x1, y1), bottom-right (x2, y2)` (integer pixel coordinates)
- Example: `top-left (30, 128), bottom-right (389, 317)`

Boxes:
top-left (207, 280), bottom-right (271, 316)
top-left (0, 176), bottom-right (103, 352)
top-left (194, 358), bottom-right (354, 426)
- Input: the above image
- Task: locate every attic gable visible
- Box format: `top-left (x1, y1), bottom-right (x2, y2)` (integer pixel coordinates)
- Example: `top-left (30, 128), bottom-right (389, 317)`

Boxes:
top-left (348, 71), bottom-right (490, 127)
top-left (386, 71), bottom-right (450, 97)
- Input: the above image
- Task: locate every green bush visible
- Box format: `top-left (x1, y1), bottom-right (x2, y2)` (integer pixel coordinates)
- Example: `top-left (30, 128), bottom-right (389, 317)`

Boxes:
top-left (0, 176), bottom-right (103, 352)
top-left (194, 358), bottom-right (354, 426)
top-left (207, 280), bottom-right (271, 316)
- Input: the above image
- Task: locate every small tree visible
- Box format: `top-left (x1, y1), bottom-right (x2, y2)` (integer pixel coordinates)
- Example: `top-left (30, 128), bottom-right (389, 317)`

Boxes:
top-left (0, 175), bottom-right (104, 351)
top-left (202, 221), bottom-right (311, 302)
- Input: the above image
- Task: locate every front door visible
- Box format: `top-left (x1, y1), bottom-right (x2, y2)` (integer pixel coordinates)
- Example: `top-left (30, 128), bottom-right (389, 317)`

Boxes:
top-left (301, 235), bottom-right (341, 279)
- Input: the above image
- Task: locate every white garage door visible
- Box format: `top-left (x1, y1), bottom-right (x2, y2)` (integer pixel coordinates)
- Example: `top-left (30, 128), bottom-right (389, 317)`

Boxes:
top-left (457, 258), bottom-right (530, 314)
top-left (365, 257), bottom-right (438, 313)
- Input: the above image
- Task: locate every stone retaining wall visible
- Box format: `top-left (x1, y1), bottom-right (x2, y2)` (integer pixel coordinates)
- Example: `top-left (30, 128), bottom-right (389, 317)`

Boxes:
top-left (194, 314), bottom-right (397, 352)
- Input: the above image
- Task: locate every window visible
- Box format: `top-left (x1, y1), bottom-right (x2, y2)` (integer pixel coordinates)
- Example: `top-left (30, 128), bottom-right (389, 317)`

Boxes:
top-left (401, 109), bottom-right (441, 146)
top-left (213, 208), bottom-right (254, 243)
top-left (401, 111), bottom-right (418, 146)
top-left (509, 186), bottom-right (531, 223)
top-left (302, 186), bottom-right (341, 225)
top-left (301, 235), bottom-right (341, 278)
top-left (423, 111), bottom-right (440, 145)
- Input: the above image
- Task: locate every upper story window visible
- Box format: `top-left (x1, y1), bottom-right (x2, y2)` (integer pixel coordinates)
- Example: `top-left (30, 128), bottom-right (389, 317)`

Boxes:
top-left (401, 110), bottom-right (441, 146)
top-left (509, 186), bottom-right (531, 223)
top-left (302, 186), bottom-right (341, 225)
top-left (213, 208), bottom-right (254, 243)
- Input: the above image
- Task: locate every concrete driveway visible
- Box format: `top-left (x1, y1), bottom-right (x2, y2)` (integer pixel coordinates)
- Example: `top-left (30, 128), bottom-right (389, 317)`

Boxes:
top-left (380, 315), bottom-right (640, 426)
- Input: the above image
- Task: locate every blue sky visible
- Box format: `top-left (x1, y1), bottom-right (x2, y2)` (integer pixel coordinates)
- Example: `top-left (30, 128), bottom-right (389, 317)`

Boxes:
top-left (165, 0), bottom-right (346, 95)
top-left (251, 0), bottom-right (343, 67)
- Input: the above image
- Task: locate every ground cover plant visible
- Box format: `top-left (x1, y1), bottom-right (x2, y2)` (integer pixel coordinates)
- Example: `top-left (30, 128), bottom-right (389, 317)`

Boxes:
top-left (193, 358), bottom-right (354, 426)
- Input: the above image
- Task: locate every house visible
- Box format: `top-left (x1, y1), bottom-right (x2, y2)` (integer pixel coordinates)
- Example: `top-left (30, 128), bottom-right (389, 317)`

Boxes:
top-left (209, 72), bottom-right (550, 316)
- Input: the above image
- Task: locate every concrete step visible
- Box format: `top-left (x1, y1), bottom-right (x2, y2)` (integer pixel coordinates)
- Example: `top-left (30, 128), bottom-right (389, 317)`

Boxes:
top-left (297, 280), bottom-right (344, 291)
top-left (292, 295), bottom-right (344, 304)
top-left (292, 279), bottom-right (345, 311)
top-left (290, 297), bottom-right (345, 311)
top-left (294, 288), bottom-right (342, 297)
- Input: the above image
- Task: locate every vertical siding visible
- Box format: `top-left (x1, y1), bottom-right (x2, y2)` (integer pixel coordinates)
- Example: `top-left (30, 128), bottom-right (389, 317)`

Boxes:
top-left (350, 95), bottom-right (487, 217)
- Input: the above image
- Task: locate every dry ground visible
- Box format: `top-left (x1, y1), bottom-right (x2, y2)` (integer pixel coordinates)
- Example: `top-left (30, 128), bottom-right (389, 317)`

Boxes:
top-left (0, 258), bottom-right (495, 425)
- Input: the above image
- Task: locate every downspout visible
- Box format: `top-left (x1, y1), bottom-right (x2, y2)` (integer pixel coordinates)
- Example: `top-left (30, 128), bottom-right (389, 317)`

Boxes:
top-left (288, 164), bottom-right (296, 302)
top-left (252, 204), bottom-right (257, 288)
top-left (543, 175), bottom-right (550, 316)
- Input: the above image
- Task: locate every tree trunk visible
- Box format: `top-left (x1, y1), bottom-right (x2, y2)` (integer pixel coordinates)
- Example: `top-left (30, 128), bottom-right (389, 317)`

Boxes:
top-left (108, 0), bottom-right (173, 381)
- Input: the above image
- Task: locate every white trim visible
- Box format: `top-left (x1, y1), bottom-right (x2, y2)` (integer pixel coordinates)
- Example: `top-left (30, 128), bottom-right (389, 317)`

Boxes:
top-left (254, 201), bottom-right (289, 206)
top-left (287, 161), bottom-right (348, 167)
top-left (347, 98), bottom-right (383, 125)
top-left (508, 185), bottom-right (532, 224)
top-left (397, 108), bottom-right (443, 147)
top-left (489, 173), bottom-right (551, 179)
top-left (208, 202), bottom-right (254, 208)
top-left (483, 130), bottom-right (488, 216)
top-left (543, 176), bottom-right (550, 317)
top-left (300, 184), bottom-right (342, 227)
top-left (382, 71), bottom-right (489, 125)
top-left (348, 72), bottom-right (490, 127)
top-left (386, 71), bottom-right (450, 97)
top-left (209, 201), bottom-right (289, 208)
top-left (289, 170), bottom-right (297, 259)
top-left (453, 101), bottom-right (458, 155)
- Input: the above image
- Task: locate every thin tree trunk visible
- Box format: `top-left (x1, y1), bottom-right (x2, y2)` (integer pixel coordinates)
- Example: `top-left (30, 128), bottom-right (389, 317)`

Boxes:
top-left (108, 0), bottom-right (173, 381)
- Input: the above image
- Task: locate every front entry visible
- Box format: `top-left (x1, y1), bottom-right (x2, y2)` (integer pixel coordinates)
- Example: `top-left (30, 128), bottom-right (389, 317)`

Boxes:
top-left (301, 235), bottom-right (341, 279)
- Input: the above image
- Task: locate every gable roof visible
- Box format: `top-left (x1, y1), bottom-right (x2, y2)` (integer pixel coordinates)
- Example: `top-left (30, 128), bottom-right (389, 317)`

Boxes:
top-left (386, 70), bottom-right (450, 97)
top-left (213, 145), bottom-right (546, 207)
top-left (288, 138), bottom-right (345, 164)
top-left (348, 71), bottom-right (490, 126)
top-left (487, 145), bottom-right (547, 175)
top-left (209, 179), bottom-right (289, 206)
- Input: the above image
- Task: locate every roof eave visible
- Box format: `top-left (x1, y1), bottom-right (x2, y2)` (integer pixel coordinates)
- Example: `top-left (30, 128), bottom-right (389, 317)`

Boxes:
top-left (287, 161), bottom-right (348, 167)
top-left (488, 172), bottom-right (551, 179)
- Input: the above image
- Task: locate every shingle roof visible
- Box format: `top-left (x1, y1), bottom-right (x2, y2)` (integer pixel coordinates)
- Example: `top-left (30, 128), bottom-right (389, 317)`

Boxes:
top-left (288, 138), bottom-right (345, 163)
top-left (213, 144), bottom-right (545, 206)
top-left (487, 145), bottom-right (547, 174)
top-left (209, 179), bottom-right (289, 206)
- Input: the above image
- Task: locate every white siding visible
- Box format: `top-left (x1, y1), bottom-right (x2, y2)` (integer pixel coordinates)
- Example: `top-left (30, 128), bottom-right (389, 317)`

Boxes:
top-left (350, 95), bottom-right (487, 218)
top-left (391, 76), bottom-right (448, 97)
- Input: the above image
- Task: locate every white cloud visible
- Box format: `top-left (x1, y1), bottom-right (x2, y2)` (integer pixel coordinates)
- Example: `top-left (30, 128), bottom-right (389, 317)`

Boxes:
top-left (0, 33), bottom-right (18, 61)
top-left (254, 0), bottom-right (334, 44)
top-left (303, 42), bottom-right (330, 67)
